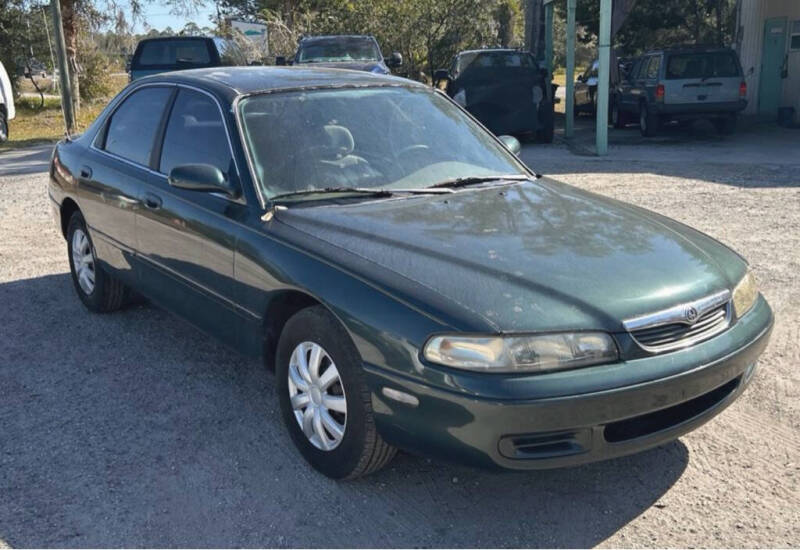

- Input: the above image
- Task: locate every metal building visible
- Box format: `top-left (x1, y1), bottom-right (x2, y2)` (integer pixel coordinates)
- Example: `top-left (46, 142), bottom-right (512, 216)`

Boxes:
top-left (735, 0), bottom-right (800, 122)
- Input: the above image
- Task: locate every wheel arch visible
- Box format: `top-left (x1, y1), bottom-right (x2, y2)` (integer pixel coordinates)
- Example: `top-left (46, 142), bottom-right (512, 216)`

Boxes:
top-left (262, 289), bottom-right (325, 371)
top-left (60, 197), bottom-right (81, 238)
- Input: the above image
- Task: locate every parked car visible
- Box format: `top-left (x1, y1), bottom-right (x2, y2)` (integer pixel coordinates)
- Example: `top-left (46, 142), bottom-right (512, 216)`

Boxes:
top-left (0, 60), bottom-right (15, 143)
top-left (434, 49), bottom-right (555, 142)
top-left (129, 36), bottom-right (248, 81)
top-left (573, 56), bottom-right (636, 115)
top-left (613, 46), bottom-right (748, 136)
top-left (48, 67), bottom-right (772, 479)
top-left (275, 35), bottom-right (402, 74)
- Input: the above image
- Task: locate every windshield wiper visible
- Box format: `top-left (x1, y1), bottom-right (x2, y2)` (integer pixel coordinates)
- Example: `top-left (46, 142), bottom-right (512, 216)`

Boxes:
top-left (429, 174), bottom-right (530, 189)
top-left (270, 186), bottom-right (452, 203)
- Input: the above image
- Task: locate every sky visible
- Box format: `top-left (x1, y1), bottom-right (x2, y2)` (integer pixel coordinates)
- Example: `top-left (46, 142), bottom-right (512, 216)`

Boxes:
top-left (127, 2), bottom-right (219, 33)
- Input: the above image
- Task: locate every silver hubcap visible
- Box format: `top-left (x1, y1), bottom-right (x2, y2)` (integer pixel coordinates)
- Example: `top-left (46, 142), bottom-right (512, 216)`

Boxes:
top-left (288, 341), bottom-right (347, 451)
top-left (71, 228), bottom-right (95, 295)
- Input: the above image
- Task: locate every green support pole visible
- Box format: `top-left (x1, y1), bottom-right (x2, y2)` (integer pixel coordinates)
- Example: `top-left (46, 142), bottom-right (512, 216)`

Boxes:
top-left (544, 2), bottom-right (554, 76)
top-left (596, 0), bottom-right (612, 155)
top-left (50, 0), bottom-right (75, 135)
top-left (565, 0), bottom-right (576, 138)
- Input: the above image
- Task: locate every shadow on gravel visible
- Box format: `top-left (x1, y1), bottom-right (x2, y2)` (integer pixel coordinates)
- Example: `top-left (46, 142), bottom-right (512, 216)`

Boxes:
top-left (0, 273), bottom-right (689, 548)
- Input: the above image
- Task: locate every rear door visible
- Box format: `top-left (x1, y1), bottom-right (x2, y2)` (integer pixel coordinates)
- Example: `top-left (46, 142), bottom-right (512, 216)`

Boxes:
top-left (663, 51), bottom-right (742, 105)
top-left (81, 85), bottom-right (174, 281)
top-left (134, 86), bottom-right (253, 347)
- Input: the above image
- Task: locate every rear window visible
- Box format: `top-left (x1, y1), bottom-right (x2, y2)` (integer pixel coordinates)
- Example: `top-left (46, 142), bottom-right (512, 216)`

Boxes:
top-left (665, 52), bottom-right (740, 79)
top-left (134, 39), bottom-right (212, 69)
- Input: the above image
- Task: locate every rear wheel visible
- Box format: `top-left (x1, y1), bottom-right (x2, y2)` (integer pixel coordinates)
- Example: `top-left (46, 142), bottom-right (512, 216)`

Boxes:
top-left (537, 101), bottom-right (555, 143)
top-left (66, 212), bottom-right (127, 313)
top-left (276, 306), bottom-right (397, 479)
top-left (0, 109), bottom-right (8, 142)
top-left (612, 98), bottom-right (626, 129)
top-left (714, 114), bottom-right (737, 135)
top-left (639, 102), bottom-right (659, 137)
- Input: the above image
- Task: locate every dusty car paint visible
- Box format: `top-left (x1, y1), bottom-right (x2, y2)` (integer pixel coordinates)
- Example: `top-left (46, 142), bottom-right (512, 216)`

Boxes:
top-left (48, 67), bottom-right (773, 470)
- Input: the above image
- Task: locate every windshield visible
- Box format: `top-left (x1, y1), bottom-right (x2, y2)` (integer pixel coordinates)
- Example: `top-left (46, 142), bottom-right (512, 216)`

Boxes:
top-left (297, 38), bottom-right (382, 63)
top-left (239, 86), bottom-right (528, 200)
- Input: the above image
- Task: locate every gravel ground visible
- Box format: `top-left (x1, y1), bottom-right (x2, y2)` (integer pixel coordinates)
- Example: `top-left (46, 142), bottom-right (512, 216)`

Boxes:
top-left (0, 154), bottom-right (798, 547)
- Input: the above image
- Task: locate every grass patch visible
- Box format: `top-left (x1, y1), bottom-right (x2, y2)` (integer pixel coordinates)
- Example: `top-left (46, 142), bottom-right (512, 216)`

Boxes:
top-left (1, 100), bottom-right (107, 151)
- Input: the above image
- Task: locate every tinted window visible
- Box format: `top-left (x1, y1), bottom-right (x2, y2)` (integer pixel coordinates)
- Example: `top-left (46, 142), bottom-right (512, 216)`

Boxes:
top-left (646, 56), bottom-right (661, 79)
top-left (104, 87), bottom-right (172, 166)
top-left (134, 39), bottom-right (212, 69)
top-left (665, 52), bottom-right (740, 79)
top-left (297, 38), bottom-right (381, 63)
top-left (159, 89), bottom-right (233, 178)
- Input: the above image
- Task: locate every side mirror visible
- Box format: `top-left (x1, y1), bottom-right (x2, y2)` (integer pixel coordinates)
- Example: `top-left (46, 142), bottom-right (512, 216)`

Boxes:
top-left (433, 69), bottom-right (450, 83)
top-left (385, 52), bottom-right (403, 68)
top-left (168, 164), bottom-right (239, 198)
top-left (498, 135), bottom-right (521, 155)
top-left (275, 56), bottom-right (287, 66)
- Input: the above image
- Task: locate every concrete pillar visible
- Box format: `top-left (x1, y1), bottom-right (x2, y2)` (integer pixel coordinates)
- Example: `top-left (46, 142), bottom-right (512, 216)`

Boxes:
top-left (596, 0), bottom-right (612, 155)
top-left (565, 0), bottom-right (576, 138)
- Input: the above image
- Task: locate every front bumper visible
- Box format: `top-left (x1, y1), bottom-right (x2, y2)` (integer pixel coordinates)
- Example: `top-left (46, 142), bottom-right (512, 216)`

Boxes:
top-left (365, 296), bottom-right (773, 470)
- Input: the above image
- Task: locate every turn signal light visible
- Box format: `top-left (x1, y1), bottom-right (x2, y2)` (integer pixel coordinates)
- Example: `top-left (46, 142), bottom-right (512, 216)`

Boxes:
top-left (655, 84), bottom-right (665, 102)
top-left (739, 81), bottom-right (747, 98)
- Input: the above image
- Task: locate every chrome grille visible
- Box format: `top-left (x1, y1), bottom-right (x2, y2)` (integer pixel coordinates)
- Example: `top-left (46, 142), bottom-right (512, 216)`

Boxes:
top-left (623, 290), bottom-right (732, 353)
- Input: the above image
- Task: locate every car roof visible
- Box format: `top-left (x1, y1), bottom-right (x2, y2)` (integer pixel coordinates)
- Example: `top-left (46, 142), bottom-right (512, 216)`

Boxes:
top-left (299, 35), bottom-right (376, 43)
top-left (644, 45), bottom-right (736, 55)
top-left (136, 35), bottom-right (213, 43)
top-left (458, 48), bottom-right (528, 56)
top-left (135, 66), bottom-right (423, 101)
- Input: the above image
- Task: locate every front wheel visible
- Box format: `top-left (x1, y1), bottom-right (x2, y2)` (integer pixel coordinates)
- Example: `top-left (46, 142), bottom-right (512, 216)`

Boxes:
top-left (66, 211), bottom-right (127, 313)
top-left (612, 99), bottom-right (626, 129)
top-left (276, 306), bottom-right (397, 479)
top-left (537, 101), bottom-right (555, 143)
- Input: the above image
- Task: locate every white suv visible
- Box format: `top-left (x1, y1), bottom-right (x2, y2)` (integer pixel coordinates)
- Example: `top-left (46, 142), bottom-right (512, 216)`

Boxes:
top-left (0, 61), bottom-right (16, 142)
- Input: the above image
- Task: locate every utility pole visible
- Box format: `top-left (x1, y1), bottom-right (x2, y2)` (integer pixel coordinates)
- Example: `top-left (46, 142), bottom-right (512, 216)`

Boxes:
top-left (50, 0), bottom-right (75, 134)
top-left (42, 6), bottom-right (58, 93)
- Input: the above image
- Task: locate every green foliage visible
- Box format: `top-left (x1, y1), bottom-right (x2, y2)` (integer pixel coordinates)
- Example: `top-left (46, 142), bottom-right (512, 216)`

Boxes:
top-left (77, 35), bottom-right (116, 102)
top-left (220, 0), bottom-right (526, 80)
top-left (560, 0), bottom-right (737, 56)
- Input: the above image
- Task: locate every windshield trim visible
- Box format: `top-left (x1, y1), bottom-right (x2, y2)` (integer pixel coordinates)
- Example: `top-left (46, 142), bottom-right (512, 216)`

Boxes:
top-left (234, 84), bottom-right (535, 208)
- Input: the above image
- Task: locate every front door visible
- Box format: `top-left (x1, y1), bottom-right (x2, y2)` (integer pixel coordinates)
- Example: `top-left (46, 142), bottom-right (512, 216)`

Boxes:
top-left (135, 87), bottom-right (252, 348)
top-left (759, 17), bottom-right (787, 117)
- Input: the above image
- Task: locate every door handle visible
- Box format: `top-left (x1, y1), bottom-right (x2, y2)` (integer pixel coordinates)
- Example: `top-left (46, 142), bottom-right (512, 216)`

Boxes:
top-left (79, 165), bottom-right (92, 179)
top-left (143, 192), bottom-right (162, 210)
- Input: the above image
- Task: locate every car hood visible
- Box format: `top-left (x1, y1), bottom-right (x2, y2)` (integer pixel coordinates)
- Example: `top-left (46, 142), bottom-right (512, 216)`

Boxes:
top-left (297, 61), bottom-right (389, 74)
top-left (275, 179), bottom-right (746, 333)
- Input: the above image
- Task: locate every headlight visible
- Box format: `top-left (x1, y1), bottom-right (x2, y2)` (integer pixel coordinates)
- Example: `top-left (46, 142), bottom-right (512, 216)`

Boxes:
top-left (423, 332), bottom-right (618, 373)
top-left (732, 269), bottom-right (759, 318)
top-left (453, 89), bottom-right (467, 107)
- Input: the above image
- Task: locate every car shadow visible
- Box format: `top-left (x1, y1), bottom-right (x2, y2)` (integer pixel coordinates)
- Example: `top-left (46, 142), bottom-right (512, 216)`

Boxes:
top-left (0, 273), bottom-right (688, 548)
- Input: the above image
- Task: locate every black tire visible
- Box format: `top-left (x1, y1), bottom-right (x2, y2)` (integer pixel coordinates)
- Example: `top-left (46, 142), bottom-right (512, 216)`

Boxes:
top-left (0, 109), bottom-right (8, 143)
top-left (276, 305), bottom-right (397, 479)
top-left (714, 114), bottom-right (737, 135)
top-left (639, 102), bottom-right (659, 137)
top-left (612, 98), bottom-right (626, 129)
top-left (537, 101), bottom-right (555, 143)
top-left (66, 211), bottom-right (127, 313)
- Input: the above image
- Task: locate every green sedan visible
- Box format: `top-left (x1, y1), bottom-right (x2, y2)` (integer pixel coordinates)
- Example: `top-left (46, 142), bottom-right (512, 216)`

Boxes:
top-left (48, 67), bottom-right (773, 479)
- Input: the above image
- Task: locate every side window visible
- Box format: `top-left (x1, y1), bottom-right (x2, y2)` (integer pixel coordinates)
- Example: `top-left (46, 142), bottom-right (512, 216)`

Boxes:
top-left (646, 55), bottom-right (661, 79)
top-left (159, 89), bottom-right (233, 179)
top-left (103, 87), bottom-right (172, 166)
